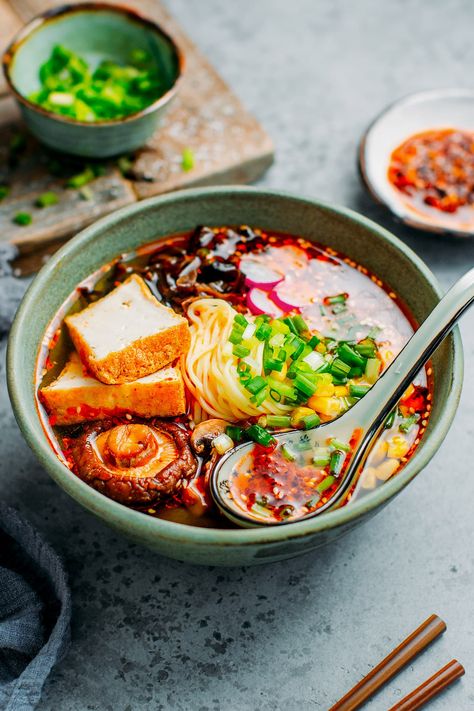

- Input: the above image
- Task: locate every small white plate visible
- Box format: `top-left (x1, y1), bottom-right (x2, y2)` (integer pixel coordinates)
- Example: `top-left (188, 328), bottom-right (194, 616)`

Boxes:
top-left (359, 89), bottom-right (474, 237)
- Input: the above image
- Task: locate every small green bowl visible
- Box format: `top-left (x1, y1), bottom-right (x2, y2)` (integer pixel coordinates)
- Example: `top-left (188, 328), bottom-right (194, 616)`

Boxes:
top-left (2, 2), bottom-right (183, 158)
top-left (7, 187), bottom-right (463, 566)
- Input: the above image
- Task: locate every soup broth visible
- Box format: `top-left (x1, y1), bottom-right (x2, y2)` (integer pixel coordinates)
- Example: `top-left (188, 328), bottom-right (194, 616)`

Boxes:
top-left (36, 226), bottom-right (431, 527)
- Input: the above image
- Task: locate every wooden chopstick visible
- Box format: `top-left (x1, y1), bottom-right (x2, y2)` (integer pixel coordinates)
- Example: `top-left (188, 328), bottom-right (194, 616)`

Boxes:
top-left (388, 659), bottom-right (465, 711)
top-left (329, 614), bottom-right (446, 711)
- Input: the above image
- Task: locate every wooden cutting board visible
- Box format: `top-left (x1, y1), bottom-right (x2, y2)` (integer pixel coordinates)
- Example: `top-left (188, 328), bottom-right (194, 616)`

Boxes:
top-left (0, 0), bottom-right (274, 274)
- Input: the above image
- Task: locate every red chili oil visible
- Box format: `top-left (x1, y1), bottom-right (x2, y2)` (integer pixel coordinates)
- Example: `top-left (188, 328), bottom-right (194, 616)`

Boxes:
top-left (388, 128), bottom-right (474, 214)
top-left (36, 226), bottom-right (433, 527)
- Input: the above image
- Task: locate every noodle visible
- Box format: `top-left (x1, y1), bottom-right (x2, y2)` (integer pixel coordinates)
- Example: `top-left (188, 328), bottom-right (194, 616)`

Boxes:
top-left (183, 298), bottom-right (293, 423)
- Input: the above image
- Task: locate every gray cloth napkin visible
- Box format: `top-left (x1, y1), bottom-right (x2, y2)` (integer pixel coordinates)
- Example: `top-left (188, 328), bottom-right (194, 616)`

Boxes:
top-left (0, 505), bottom-right (71, 711)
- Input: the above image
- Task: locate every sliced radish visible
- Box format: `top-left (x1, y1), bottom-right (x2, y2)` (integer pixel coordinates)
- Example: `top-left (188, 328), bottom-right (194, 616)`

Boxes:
top-left (247, 288), bottom-right (284, 317)
top-left (240, 260), bottom-right (283, 290)
top-left (270, 280), bottom-right (312, 312)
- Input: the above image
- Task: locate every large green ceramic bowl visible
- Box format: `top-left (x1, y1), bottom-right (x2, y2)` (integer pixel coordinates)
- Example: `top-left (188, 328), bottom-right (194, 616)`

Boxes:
top-left (2, 3), bottom-right (183, 158)
top-left (7, 187), bottom-right (463, 566)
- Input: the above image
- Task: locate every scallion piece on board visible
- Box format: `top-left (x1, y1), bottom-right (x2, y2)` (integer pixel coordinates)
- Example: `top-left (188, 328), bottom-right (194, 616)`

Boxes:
top-left (0, 185), bottom-right (10, 201)
top-left (246, 424), bottom-right (276, 448)
top-left (36, 191), bottom-right (59, 208)
top-left (13, 211), bottom-right (32, 226)
top-left (182, 148), bottom-right (195, 172)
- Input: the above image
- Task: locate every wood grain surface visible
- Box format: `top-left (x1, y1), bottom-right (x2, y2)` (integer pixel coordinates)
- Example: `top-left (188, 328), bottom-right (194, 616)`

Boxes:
top-left (0, 0), bottom-right (274, 273)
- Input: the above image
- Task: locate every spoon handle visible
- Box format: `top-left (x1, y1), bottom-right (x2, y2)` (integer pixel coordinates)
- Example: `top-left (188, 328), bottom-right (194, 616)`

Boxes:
top-left (354, 267), bottom-right (474, 440)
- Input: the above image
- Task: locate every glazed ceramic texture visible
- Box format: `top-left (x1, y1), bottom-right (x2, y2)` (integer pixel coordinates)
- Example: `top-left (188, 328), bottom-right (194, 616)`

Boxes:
top-left (360, 89), bottom-right (474, 237)
top-left (7, 187), bottom-right (463, 566)
top-left (3, 3), bottom-right (182, 158)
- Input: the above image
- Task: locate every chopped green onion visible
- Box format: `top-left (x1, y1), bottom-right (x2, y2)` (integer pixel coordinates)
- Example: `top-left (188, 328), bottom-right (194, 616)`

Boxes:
top-left (117, 155), bottom-right (133, 175)
top-left (226, 425), bottom-right (244, 442)
top-left (330, 358), bottom-right (351, 377)
top-left (317, 475), bottom-right (336, 493)
top-left (266, 415), bottom-right (292, 428)
top-left (283, 317), bottom-right (299, 335)
top-left (337, 343), bottom-right (366, 368)
top-left (329, 450), bottom-right (346, 476)
top-left (325, 293), bottom-right (347, 305)
top-left (329, 438), bottom-right (351, 452)
top-left (271, 319), bottom-right (290, 335)
top-left (355, 338), bottom-right (377, 358)
top-left (233, 344), bottom-right (250, 358)
top-left (245, 376), bottom-right (267, 395)
top-left (384, 409), bottom-right (396, 429)
top-left (288, 337), bottom-right (305, 360)
top-left (251, 387), bottom-right (268, 407)
top-left (255, 322), bottom-right (272, 341)
top-left (399, 414), bottom-right (419, 433)
top-left (268, 378), bottom-right (296, 399)
top-left (229, 327), bottom-right (244, 345)
top-left (67, 167), bottom-right (95, 188)
top-left (302, 413), bottom-right (321, 429)
top-left (349, 366), bottom-right (364, 379)
top-left (294, 373), bottom-right (317, 398)
top-left (234, 313), bottom-right (248, 328)
top-left (182, 147), bottom-right (195, 172)
top-left (365, 358), bottom-right (380, 384)
top-left (35, 191), bottom-right (59, 208)
top-left (281, 443), bottom-right (296, 461)
top-left (292, 315), bottom-right (309, 333)
top-left (307, 335), bottom-right (320, 349)
top-left (13, 212), bottom-right (32, 226)
top-left (246, 424), bottom-right (276, 448)
top-left (312, 447), bottom-right (331, 467)
top-left (349, 384), bottom-right (371, 398)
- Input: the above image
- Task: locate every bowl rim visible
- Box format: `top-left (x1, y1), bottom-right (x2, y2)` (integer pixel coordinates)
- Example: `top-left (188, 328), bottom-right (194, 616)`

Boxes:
top-left (2, 1), bottom-right (185, 127)
top-left (359, 87), bottom-right (474, 238)
top-left (7, 186), bottom-right (464, 548)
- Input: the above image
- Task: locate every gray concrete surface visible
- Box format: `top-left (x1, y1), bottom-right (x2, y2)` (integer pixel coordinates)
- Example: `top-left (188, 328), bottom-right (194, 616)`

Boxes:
top-left (1, 0), bottom-right (474, 708)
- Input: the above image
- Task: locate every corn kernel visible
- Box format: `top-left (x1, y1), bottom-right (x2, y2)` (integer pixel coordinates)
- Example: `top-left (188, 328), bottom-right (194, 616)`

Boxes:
top-left (290, 407), bottom-right (316, 427)
top-left (316, 342), bottom-right (326, 354)
top-left (387, 435), bottom-right (409, 459)
top-left (315, 382), bottom-right (335, 397)
top-left (403, 383), bottom-right (415, 400)
top-left (308, 396), bottom-right (342, 417)
top-left (271, 362), bottom-right (288, 382)
top-left (334, 385), bottom-right (349, 397)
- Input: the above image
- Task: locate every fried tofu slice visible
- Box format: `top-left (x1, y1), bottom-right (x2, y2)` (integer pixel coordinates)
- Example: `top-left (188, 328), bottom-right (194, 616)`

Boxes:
top-left (65, 274), bottom-right (190, 384)
top-left (39, 352), bottom-right (186, 425)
